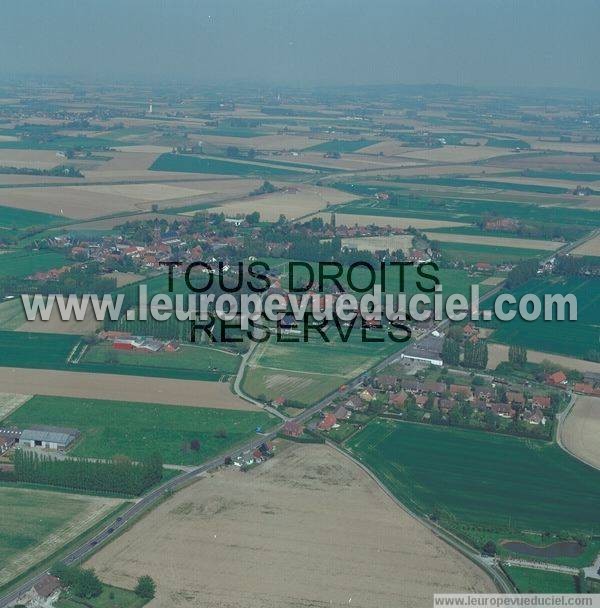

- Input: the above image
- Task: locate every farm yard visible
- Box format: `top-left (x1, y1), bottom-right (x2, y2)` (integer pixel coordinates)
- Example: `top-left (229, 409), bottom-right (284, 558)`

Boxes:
top-left (85, 443), bottom-right (495, 608)
top-left (0, 487), bottom-right (123, 588)
top-left (2, 395), bottom-right (274, 465)
top-left (347, 419), bottom-right (600, 554)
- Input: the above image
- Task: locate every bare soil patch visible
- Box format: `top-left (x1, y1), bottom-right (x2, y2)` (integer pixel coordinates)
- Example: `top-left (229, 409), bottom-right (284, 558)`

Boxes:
top-left (487, 343), bottom-right (600, 373)
top-left (572, 233), bottom-right (600, 257)
top-left (0, 367), bottom-right (255, 410)
top-left (561, 395), bottom-right (600, 469)
top-left (86, 443), bottom-right (494, 608)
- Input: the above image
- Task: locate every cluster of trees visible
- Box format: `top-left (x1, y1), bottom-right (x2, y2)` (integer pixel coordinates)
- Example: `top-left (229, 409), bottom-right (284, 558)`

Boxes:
top-left (2, 262), bottom-right (116, 299)
top-left (50, 564), bottom-right (102, 599)
top-left (441, 337), bottom-right (460, 365)
top-left (0, 164), bottom-right (83, 177)
top-left (50, 563), bottom-right (156, 601)
top-left (250, 180), bottom-right (277, 196)
top-left (13, 451), bottom-right (163, 496)
top-left (505, 259), bottom-right (539, 289)
top-left (555, 254), bottom-right (600, 277)
top-left (463, 340), bottom-right (488, 369)
top-left (508, 344), bottom-right (527, 365)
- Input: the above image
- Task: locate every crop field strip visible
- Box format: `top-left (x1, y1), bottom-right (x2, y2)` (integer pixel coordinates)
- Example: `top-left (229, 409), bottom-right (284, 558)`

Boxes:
top-left (2, 395), bottom-right (274, 465)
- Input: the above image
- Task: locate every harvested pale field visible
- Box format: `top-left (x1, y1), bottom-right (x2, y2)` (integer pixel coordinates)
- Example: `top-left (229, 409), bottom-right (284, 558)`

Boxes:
top-left (202, 185), bottom-right (357, 221)
top-left (316, 212), bottom-right (468, 230)
top-left (424, 232), bottom-right (563, 250)
top-left (0, 367), bottom-right (255, 410)
top-left (561, 396), bottom-right (600, 470)
top-left (0, 149), bottom-right (60, 169)
top-left (341, 234), bottom-right (414, 254)
top-left (402, 146), bottom-right (515, 163)
top-left (487, 343), bottom-right (600, 373)
top-left (527, 141), bottom-right (600, 154)
top-left (78, 182), bottom-right (211, 201)
top-left (16, 305), bottom-right (100, 335)
top-left (0, 488), bottom-right (123, 587)
top-left (0, 392), bottom-right (31, 420)
top-left (112, 145), bottom-right (173, 153)
top-left (86, 443), bottom-right (494, 608)
top-left (0, 178), bottom-right (260, 219)
top-left (60, 212), bottom-right (183, 231)
top-left (571, 233), bottom-right (600, 257)
top-left (199, 134), bottom-right (317, 150)
top-left (299, 151), bottom-right (418, 171)
top-left (102, 271), bottom-right (144, 287)
top-left (481, 276), bottom-right (505, 286)
top-left (0, 135), bottom-right (19, 142)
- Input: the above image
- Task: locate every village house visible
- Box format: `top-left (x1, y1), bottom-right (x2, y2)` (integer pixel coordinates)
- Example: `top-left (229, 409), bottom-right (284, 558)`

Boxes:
top-left (423, 380), bottom-right (446, 394)
top-left (317, 413), bottom-right (338, 431)
top-left (532, 395), bottom-right (552, 409)
top-left (401, 379), bottom-right (423, 394)
top-left (374, 374), bottom-right (398, 391)
top-left (17, 574), bottom-right (61, 607)
top-left (547, 371), bottom-right (568, 386)
top-left (344, 395), bottom-right (367, 411)
top-left (389, 390), bottom-right (408, 408)
top-left (333, 405), bottom-right (350, 420)
top-left (506, 391), bottom-right (525, 405)
top-left (524, 408), bottom-right (546, 426)
top-left (489, 403), bottom-right (514, 418)
top-left (449, 384), bottom-right (473, 399)
top-left (358, 387), bottom-right (377, 402)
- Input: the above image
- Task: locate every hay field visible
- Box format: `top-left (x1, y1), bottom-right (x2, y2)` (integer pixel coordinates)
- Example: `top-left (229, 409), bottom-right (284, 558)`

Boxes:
top-left (201, 184), bottom-right (357, 221)
top-left (16, 305), bottom-right (100, 335)
top-left (0, 488), bottom-right (123, 587)
top-left (572, 233), bottom-right (600, 257)
top-left (402, 145), bottom-right (515, 163)
top-left (0, 367), bottom-right (255, 410)
top-left (561, 396), bottom-right (600, 469)
top-left (0, 392), bottom-right (31, 420)
top-left (316, 212), bottom-right (468, 230)
top-left (487, 343), bottom-right (600, 373)
top-left (425, 232), bottom-right (563, 251)
top-left (0, 178), bottom-right (260, 219)
top-left (341, 234), bottom-right (414, 254)
top-left (86, 443), bottom-right (494, 608)
top-left (0, 149), bottom-right (61, 169)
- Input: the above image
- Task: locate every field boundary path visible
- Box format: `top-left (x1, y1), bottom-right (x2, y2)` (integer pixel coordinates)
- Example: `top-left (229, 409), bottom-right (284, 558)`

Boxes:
top-left (326, 440), bottom-right (515, 593)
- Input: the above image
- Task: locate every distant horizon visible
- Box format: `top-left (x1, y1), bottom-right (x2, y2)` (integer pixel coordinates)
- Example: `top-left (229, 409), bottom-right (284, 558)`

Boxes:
top-left (1, 0), bottom-right (599, 92)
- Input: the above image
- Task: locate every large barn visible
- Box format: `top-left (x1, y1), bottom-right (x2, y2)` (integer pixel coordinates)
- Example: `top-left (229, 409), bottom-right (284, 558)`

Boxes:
top-left (19, 426), bottom-right (80, 451)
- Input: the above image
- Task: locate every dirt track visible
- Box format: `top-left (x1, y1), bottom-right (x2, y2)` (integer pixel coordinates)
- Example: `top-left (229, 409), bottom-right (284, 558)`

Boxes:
top-left (86, 443), bottom-right (494, 608)
top-left (0, 367), bottom-right (255, 410)
top-left (561, 395), bottom-right (600, 469)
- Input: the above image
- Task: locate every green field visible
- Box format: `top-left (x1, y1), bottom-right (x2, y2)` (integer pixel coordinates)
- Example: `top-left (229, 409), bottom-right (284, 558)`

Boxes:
top-left (306, 139), bottom-right (379, 153)
top-left (241, 364), bottom-right (345, 406)
top-left (56, 584), bottom-right (149, 608)
top-left (332, 185), bottom-right (600, 233)
top-left (503, 566), bottom-right (577, 594)
top-left (391, 176), bottom-right (571, 195)
top-left (149, 153), bottom-right (305, 178)
top-left (487, 276), bottom-right (600, 361)
top-left (0, 330), bottom-right (79, 369)
top-left (347, 420), bottom-right (600, 545)
top-left (0, 250), bottom-right (68, 279)
top-left (0, 486), bottom-right (120, 587)
top-left (0, 205), bottom-right (62, 230)
top-left (82, 342), bottom-right (240, 381)
top-left (3, 395), bottom-right (274, 465)
top-left (436, 242), bottom-right (542, 264)
top-left (0, 298), bottom-right (25, 329)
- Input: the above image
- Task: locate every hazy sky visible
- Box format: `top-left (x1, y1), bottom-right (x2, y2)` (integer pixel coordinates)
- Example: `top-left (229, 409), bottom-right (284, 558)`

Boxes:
top-left (1, 0), bottom-right (599, 89)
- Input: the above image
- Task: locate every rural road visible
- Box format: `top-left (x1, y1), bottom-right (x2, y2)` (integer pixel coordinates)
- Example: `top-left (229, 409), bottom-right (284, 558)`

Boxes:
top-left (2, 227), bottom-right (599, 604)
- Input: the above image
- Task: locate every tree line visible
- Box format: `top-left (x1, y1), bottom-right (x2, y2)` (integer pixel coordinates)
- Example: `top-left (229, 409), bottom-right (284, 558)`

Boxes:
top-left (13, 450), bottom-right (163, 496)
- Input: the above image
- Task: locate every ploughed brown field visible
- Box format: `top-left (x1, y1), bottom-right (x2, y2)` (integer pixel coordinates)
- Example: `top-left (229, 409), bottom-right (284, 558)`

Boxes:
top-left (86, 443), bottom-right (495, 608)
top-left (0, 367), bottom-right (255, 410)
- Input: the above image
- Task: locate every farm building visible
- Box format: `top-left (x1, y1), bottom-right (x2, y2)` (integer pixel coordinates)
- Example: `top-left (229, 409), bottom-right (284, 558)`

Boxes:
top-left (19, 425), bottom-right (80, 450)
top-left (282, 420), bottom-right (304, 437)
top-left (17, 574), bottom-right (61, 606)
top-left (112, 337), bottom-right (178, 353)
top-left (400, 334), bottom-right (444, 367)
